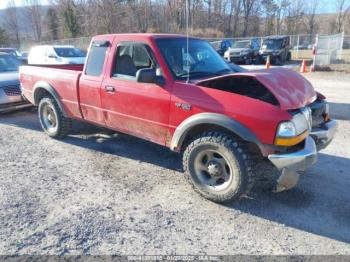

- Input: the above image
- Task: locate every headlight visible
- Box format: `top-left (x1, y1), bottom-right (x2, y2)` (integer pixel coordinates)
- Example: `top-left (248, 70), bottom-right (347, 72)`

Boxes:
top-left (275, 108), bottom-right (312, 146)
top-left (224, 51), bottom-right (230, 57)
top-left (276, 121), bottom-right (296, 137)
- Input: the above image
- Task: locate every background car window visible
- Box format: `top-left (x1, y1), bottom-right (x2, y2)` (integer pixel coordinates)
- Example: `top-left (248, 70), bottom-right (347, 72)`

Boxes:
top-left (85, 44), bottom-right (108, 76)
top-left (54, 48), bottom-right (86, 58)
top-left (0, 55), bottom-right (21, 72)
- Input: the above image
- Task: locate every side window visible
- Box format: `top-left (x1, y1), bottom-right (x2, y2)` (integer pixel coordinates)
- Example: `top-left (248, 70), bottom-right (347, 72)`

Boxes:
top-left (133, 46), bottom-right (151, 67)
top-left (85, 42), bottom-right (108, 77)
top-left (114, 43), bottom-right (153, 78)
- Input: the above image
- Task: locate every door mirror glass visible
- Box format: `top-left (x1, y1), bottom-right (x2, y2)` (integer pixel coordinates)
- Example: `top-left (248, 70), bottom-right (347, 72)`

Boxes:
top-left (136, 68), bottom-right (156, 83)
top-left (136, 68), bottom-right (165, 86)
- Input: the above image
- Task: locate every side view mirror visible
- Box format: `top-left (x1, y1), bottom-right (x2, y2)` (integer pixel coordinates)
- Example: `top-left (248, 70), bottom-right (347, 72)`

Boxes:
top-left (136, 68), bottom-right (165, 86)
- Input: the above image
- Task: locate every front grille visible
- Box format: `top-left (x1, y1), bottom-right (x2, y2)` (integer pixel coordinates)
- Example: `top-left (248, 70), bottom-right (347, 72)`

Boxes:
top-left (310, 99), bottom-right (327, 127)
top-left (3, 86), bottom-right (21, 96)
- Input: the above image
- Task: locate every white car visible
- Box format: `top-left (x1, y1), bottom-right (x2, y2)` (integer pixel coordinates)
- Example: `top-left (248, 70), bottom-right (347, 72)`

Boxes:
top-left (28, 45), bottom-right (86, 65)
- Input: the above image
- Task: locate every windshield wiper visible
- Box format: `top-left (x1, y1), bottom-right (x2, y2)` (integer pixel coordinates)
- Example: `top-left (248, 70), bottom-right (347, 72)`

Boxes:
top-left (178, 71), bottom-right (221, 78)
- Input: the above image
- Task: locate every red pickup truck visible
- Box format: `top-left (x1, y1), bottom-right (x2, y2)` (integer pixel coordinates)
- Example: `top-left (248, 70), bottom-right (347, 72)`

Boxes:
top-left (20, 34), bottom-right (337, 203)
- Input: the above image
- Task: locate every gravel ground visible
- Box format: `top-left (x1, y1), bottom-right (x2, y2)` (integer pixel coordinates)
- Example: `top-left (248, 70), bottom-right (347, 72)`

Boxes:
top-left (0, 73), bottom-right (350, 255)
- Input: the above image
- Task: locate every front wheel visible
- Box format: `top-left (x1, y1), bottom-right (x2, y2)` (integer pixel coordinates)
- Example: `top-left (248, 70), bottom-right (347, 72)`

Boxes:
top-left (183, 132), bottom-right (255, 203)
top-left (245, 56), bottom-right (253, 65)
top-left (38, 97), bottom-right (72, 138)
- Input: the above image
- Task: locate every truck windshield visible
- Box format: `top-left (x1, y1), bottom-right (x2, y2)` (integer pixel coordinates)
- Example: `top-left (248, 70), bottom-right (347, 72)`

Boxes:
top-left (262, 39), bottom-right (283, 50)
top-left (0, 55), bottom-right (22, 72)
top-left (233, 41), bottom-right (250, 48)
top-left (156, 38), bottom-right (232, 80)
top-left (54, 47), bottom-right (86, 58)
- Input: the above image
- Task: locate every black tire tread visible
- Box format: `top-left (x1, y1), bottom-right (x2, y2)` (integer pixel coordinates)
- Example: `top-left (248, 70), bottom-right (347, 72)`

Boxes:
top-left (182, 131), bottom-right (256, 203)
top-left (38, 97), bottom-right (72, 139)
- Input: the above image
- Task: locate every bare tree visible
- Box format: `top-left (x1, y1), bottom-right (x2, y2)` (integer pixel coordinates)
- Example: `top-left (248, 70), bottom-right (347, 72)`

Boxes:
top-left (285, 0), bottom-right (304, 35)
top-left (23, 0), bottom-right (43, 41)
top-left (304, 0), bottom-right (319, 36)
top-left (275, 0), bottom-right (289, 35)
top-left (4, 0), bottom-right (21, 47)
top-left (242, 0), bottom-right (258, 36)
top-left (335, 0), bottom-right (350, 33)
top-left (262, 0), bottom-right (277, 36)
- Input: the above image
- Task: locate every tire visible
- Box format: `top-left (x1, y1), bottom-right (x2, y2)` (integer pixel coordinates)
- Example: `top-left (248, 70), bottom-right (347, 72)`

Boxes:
top-left (183, 132), bottom-right (255, 203)
top-left (245, 56), bottom-right (253, 65)
top-left (286, 52), bottom-right (291, 61)
top-left (38, 97), bottom-right (71, 139)
top-left (280, 53), bottom-right (287, 65)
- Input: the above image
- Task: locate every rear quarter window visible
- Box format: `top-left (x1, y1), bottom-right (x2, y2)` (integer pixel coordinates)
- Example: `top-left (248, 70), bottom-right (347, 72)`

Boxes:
top-left (85, 44), bottom-right (108, 76)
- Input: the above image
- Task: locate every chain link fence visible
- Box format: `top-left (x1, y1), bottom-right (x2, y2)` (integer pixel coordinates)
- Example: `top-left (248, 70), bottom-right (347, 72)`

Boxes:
top-left (315, 33), bottom-right (344, 66)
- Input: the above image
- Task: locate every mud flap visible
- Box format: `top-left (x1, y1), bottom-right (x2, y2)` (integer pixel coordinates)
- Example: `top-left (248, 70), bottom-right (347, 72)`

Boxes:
top-left (274, 168), bottom-right (301, 193)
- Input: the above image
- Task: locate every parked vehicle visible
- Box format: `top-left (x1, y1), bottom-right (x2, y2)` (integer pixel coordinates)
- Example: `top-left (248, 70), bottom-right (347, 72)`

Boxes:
top-left (216, 39), bottom-right (234, 56)
top-left (0, 48), bottom-right (27, 63)
top-left (0, 53), bottom-right (31, 112)
top-left (28, 45), bottom-right (86, 65)
top-left (20, 34), bottom-right (337, 203)
top-left (259, 36), bottom-right (292, 65)
top-left (224, 39), bottom-right (260, 64)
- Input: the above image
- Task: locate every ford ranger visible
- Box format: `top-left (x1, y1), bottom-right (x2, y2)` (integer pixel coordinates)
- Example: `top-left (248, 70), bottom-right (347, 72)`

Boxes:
top-left (20, 34), bottom-right (337, 203)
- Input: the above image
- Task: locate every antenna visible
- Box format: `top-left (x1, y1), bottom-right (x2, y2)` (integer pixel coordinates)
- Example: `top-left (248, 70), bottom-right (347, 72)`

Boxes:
top-left (186, 0), bottom-right (190, 83)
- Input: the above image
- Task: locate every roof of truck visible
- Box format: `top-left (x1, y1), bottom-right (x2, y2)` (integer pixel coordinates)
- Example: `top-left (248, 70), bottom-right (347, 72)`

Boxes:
top-left (94, 33), bottom-right (199, 40)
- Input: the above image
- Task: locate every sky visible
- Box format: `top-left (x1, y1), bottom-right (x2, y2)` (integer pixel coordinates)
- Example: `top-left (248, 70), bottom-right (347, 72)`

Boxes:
top-left (0, 0), bottom-right (338, 13)
top-left (0, 0), bottom-right (50, 9)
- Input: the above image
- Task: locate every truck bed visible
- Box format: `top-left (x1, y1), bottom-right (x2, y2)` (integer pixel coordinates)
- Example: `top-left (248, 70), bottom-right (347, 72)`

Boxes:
top-left (19, 64), bottom-right (84, 119)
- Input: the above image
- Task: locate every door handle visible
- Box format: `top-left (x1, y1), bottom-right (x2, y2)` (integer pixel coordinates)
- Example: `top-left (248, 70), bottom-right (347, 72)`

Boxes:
top-left (105, 85), bottom-right (116, 93)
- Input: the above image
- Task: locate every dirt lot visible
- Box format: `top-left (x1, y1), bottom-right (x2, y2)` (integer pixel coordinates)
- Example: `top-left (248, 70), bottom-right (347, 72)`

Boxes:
top-left (0, 72), bottom-right (350, 255)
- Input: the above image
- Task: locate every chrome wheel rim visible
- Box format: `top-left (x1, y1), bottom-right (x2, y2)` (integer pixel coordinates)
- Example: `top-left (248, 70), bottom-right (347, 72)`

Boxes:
top-left (193, 149), bottom-right (233, 191)
top-left (41, 103), bottom-right (58, 133)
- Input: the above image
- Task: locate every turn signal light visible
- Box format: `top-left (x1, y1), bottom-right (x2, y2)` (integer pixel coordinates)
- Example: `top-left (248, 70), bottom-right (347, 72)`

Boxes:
top-left (275, 131), bottom-right (309, 146)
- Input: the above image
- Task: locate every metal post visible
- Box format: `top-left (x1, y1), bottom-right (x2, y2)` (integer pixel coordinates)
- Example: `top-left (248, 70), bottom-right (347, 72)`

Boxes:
top-left (297, 34), bottom-right (300, 59)
top-left (340, 31), bottom-right (344, 60)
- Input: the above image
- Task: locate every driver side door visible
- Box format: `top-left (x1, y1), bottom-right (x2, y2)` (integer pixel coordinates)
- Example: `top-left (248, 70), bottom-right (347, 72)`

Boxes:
top-left (101, 41), bottom-right (171, 145)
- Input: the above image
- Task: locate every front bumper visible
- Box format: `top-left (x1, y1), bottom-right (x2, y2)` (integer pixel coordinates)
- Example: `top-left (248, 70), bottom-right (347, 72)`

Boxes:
top-left (310, 120), bottom-right (338, 150)
top-left (268, 136), bottom-right (318, 172)
top-left (267, 120), bottom-right (337, 192)
top-left (229, 56), bottom-right (246, 63)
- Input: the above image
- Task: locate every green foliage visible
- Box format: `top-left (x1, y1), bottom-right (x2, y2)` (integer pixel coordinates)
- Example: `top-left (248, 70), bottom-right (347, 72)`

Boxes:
top-left (61, 2), bottom-right (80, 38)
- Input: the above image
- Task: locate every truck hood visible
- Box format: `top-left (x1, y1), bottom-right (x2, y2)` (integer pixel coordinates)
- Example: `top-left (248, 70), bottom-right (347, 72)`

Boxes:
top-left (196, 68), bottom-right (317, 110)
top-left (0, 72), bottom-right (20, 87)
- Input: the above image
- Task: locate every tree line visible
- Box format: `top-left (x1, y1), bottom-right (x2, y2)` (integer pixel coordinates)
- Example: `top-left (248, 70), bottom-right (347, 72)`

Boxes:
top-left (1, 0), bottom-right (350, 48)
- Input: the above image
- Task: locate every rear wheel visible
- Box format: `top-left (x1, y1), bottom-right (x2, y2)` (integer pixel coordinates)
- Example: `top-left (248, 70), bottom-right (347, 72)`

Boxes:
top-left (38, 97), bottom-right (71, 138)
top-left (183, 132), bottom-right (255, 203)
